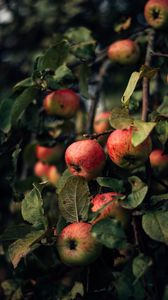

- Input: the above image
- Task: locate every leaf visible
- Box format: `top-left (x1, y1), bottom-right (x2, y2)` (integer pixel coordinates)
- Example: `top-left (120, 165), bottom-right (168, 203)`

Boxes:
top-left (142, 211), bottom-right (168, 244)
top-left (151, 193), bottom-right (168, 205)
top-left (62, 282), bottom-right (84, 300)
top-left (36, 40), bottom-right (70, 71)
top-left (0, 224), bottom-right (33, 241)
top-left (58, 176), bottom-right (90, 223)
top-left (13, 77), bottom-right (34, 91)
top-left (109, 107), bottom-right (134, 129)
top-left (11, 87), bottom-right (37, 127)
top-left (53, 64), bottom-right (73, 82)
top-left (121, 176), bottom-right (148, 209)
top-left (56, 169), bottom-right (73, 194)
top-left (140, 65), bottom-right (159, 79)
top-left (132, 120), bottom-right (156, 147)
top-left (8, 230), bottom-right (44, 268)
top-left (78, 64), bottom-right (89, 97)
top-left (0, 97), bottom-right (14, 133)
top-left (91, 218), bottom-right (127, 249)
top-left (121, 71), bottom-right (142, 106)
top-left (97, 177), bottom-right (125, 193)
top-left (132, 253), bottom-right (152, 284)
top-left (21, 184), bottom-right (48, 229)
top-left (65, 27), bottom-right (95, 43)
top-left (155, 120), bottom-right (168, 147)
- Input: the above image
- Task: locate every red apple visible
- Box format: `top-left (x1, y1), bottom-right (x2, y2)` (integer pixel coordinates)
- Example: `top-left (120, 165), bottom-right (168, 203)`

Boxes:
top-left (47, 165), bottom-right (60, 185)
top-left (144, 0), bottom-right (168, 29)
top-left (57, 222), bottom-right (102, 266)
top-left (91, 192), bottom-right (129, 228)
top-left (150, 149), bottom-right (168, 176)
top-left (94, 112), bottom-right (111, 134)
top-left (108, 39), bottom-right (140, 65)
top-left (34, 161), bottom-right (49, 177)
top-left (65, 139), bottom-right (106, 180)
top-left (35, 144), bottom-right (63, 163)
top-left (107, 128), bottom-right (152, 170)
top-left (43, 89), bottom-right (80, 118)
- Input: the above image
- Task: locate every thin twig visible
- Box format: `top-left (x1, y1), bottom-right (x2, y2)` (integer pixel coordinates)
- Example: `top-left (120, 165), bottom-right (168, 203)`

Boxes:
top-left (142, 29), bottom-right (155, 121)
top-left (151, 50), bottom-right (168, 58)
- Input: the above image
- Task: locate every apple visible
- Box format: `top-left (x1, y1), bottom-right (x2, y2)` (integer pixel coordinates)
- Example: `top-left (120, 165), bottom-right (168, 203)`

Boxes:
top-left (35, 144), bottom-right (64, 163)
top-left (107, 128), bottom-right (152, 170)
top-left (94, 112), bottom-right (111, 134)
top-left (47, 165), bottom-right (60, 185)
top-left (91, 192), bottom-right (129, 228)
top-left (149, 149), bottom-right (168, 176)
top-left (57, 222), bottom-right (102, 266)
top-left (34, 161), bottom-right (49, 177)
top-left (65, 139), bottom-right (106, 180)
top-left (43, 89), bottom-right (80, 118)
top-left (108, 39), bottom-right (140, 65)
top-left (144, 0), bottom-right (168, 29)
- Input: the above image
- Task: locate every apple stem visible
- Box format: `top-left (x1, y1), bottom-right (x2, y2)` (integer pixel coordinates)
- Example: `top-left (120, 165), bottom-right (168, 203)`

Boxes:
top-left (142, 29), bottom-right (155, 122)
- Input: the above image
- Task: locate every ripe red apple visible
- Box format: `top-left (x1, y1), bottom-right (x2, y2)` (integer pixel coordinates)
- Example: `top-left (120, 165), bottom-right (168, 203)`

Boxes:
top-left (144, 0), bottom-right (168, 29)
top-left (94, 112), bottom-right (111, 134)
top-left (43, 89), bottom-right (80, 118)
top-left (65, 139), bottom-right (106, 180)
top-left (57, 222), bottom-right (102, 266)
top-left (107, 128), bottom-right (152, 170)
top-left (91, 192), bottom-right (129, 228)
top-left (35, 144), bottom-right (64, 163)
top-left (149, 149), bottom-right (168, 176)
top-left (47, 165), bottom-right (60, 185)
top-left (34, 161), bottom-right (49, 177)
top-left (108, 39), bottom-right (140, 65)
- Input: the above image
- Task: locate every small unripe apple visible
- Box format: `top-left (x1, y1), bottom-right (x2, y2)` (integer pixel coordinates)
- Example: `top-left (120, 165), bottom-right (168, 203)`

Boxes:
top-left (43, 89), bottom-right (80, 118)
top-left (107, 128), bottom-right (152, 170)
top-left (91, 192), bottom-right (129, 228)
top-left (65, 139), bottom-right (106, 180)
top-left (47, 165), bottom-right (60, 185)
top-left (149, 149), bottom-right (168, 176)
top-left (108, 39), bottom-right (140, 65)
top-left (35, 145), bottom-right (63, 163)
top-left (144, 0), bottom-right (168, 29)
top-left (57, 222), bottom-right (102, 266)
top-left (34, 161), bottom-right (49, 177)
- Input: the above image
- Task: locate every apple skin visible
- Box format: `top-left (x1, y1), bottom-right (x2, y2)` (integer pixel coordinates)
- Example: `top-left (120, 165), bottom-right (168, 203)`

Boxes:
top-left (149, 149), bottom-right (168, 176)
top-left (108, 39), bottom-right (140, 65)
top-left (43, 89), bottom-right (80, 118)
top-left (35, 145), bottom-right (63, 163)
top-left (65, 139), bottom-right (106, 180)
top-left (57, 222), bottom-right (102, 266)
top-left (47, 165), bottom-right (60, 185)
top-left (34, 161), bottom-right (49, 177)
top-left (91, 192), bottom-right (129, 228)
top-left (144, 0), bottom-right (168, 29)
top-left (107, 128), bottom-right (152, 170)
top-left (94, 112), bottom-right (111, 134)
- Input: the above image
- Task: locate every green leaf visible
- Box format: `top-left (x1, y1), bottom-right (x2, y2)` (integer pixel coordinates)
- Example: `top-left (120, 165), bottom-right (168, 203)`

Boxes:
top-left (53, 64), bottom-right (73, 82)
top-left (155, 120), bottom-right (168, 147)
top-left (36, 40), bottom-right (70, 71)
top-left (121, 176), bottom-right (148, 209)
top-left (97, 177), bottom-right (125, 193)
top-left (13, 77), bottom-right (34, 91)
top-left (62, 282), bottom-right (84, 300)
top-left (58, 176), bottom-right (90, 223)
top-left (0, 97), bottom-right (14, 133)
top-left (142, 211), bottom-right (168, 244)
top-left (65, 27), bottom-right (95, 43)
top-left (121, 71), bottom-right (141, 106)
top-left (132, 120), bottom-right (156, 147)
top-left (8, 230), bottom-right (44, 268)
top-left (109, 107), bottom-right (134, 129)
top-left (78, 64), bottom-right (89, 97)
top-left (21, 184), bottom-right (48, 229)
top-left (132, 253), bottom-right (152, 284)
top-left (151, 193), bottom-right (168, 205)
top-left (56, 169), bottom-right (73, 194)
top-left (91, 218), bottom-right (127, 249)
top-left (0, 224), bottom-right (33, 241)
top-left (11, 87), bottom-right (37, 127)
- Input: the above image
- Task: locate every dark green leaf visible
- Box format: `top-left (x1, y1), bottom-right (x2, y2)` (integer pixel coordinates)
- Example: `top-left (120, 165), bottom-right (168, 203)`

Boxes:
top-left (91, 218), bottom-right (127, 249)
top-left (0, 97), bottom-right (14, 133)
top-left (13, 77), bottom-right (34, 91)
top-left (142, 211), bottom-right (168, 244)
top-left (58, 176), bottom-right (90, 223)
top-left (78, 64), bottom-right (89, 98)
top-left (0, 224), bottom-right (33, 241)
top-left (132, 253), bottom-right (152, 284)
top-left (97, 177), bottom-right (125, 193)
top-left (121, 176), bottom-right (148, 209)
top-left (56, 169), bottom-right (73, 194)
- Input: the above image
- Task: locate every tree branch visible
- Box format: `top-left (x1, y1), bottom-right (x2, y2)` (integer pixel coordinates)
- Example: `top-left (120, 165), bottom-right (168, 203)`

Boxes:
top-left (141, 30), bottom-right (155, 121)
